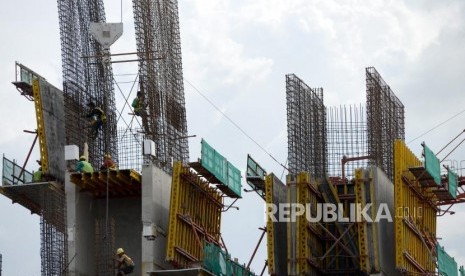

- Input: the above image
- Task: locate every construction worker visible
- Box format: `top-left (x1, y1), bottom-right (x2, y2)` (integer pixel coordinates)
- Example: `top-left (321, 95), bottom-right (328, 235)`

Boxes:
top-left (115, 248), bottom-right (135, 275)
top-left (100, 154), bottom-right (118, 171)
top-left (75, 156), bottom-right (94, 173)
top-left (33, 167), bottom-right (42, 182)
top-left (131, 92), bottom-right (145, 117)
top-left (86, 101), bottom-right (106, 138)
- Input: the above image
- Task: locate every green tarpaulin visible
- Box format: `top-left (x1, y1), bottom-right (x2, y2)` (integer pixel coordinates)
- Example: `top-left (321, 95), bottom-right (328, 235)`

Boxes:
top-left (437, 243), bottom-right (458, 276)
top-left (424, 144), bottom-right (441, 185)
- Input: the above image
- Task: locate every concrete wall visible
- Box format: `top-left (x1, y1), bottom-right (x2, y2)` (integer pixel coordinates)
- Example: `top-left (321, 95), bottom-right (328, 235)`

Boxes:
top-left (66, 173), bottom-right (95, 276)
top-left (270, 174), bottom-right (288, 276)
top-left (372, 166), bottom-right (397, 276)
top-left (38, 79), bottom-right (65, 182)
top-left (66, 172), bottom-right (143, 275)
top-left (141, 164), bottom-right (173, 273)
top-left (67, 164), bottom-right (173, 276)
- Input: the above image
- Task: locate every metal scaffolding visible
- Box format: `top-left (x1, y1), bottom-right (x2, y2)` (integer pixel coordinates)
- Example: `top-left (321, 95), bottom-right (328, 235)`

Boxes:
top-left (40, 184), bottom-right (68, 276)
top-left (366, 67), bottom-right (405, 181)
top-left (57, 0), bottom-right (118, 169)
top-left (132, 0), bottom-right (189, 173)
top-left (327, 105), bottom-right (368, 179)
top-left (286, 74), bottom-right (327, 178)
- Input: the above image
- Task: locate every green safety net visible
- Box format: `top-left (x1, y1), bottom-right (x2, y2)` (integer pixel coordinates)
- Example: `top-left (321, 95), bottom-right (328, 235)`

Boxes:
top-left (246, 155), bottom-right (265, 178)
top-left (227, 162), bottom-right (241, 197)
top-left (201, 139), bottom-right (242, 198)
top-left (424, 144), bottom-right (441, 185)
top-left (203, 242), bottom-right (256, 276)
top-left (437, 243), bottom-right (458, 276)
top-left (2, 156), bottom-right (33, 185)
top-left (448, 169), bottom-right (458, 199)
top-left (459, 265), bottom-right (465, 276)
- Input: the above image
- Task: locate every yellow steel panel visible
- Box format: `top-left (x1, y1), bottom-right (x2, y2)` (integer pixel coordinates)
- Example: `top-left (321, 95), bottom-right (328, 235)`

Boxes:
top-left (166, 162), bottom-right (223, 267)
top-left (265, 174), bottom-right (275, 275)
top-left (286, 175), bottom-right (293, 275)
top-left (296, 172), bottom-right (309, 273)
top-left (166, 161), bottom-right (182, 261)
top-left (394, 140), bottom-right (436, 274)
top-left (369, 169), bottom-right (380, 271)
top-left (355, 169), bottom-right (369, 273)
top-left (32, 78), bottom-right (49, 173)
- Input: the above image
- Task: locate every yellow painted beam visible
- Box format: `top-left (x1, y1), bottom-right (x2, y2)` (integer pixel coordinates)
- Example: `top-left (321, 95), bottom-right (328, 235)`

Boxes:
top-left (32, 78), bottom-right (48, 173)
top-left (265, 174), bottom-right (275, 274)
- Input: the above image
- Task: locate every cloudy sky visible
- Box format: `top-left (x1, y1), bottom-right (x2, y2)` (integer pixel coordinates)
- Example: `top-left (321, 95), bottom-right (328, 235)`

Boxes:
top-left (1, 0), bottom-right (465, 274)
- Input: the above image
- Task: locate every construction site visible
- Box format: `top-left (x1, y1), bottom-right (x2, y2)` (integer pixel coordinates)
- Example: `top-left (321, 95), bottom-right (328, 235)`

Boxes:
top-left (1, 1), bottom-right (465, 276)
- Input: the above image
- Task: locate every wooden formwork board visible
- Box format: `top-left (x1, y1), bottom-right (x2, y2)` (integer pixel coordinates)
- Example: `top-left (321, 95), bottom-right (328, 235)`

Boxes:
top-left (166, 162), bottom-right (223, 268)
top-left (394, 140), bottom-right (437, 274)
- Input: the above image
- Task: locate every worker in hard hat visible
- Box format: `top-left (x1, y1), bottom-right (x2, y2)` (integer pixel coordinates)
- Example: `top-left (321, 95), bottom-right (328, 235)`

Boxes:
top-left (86, 101), bottom-right (106, 138)
top-left (75, 156), bottom-right (94, 173)
top-left (115, 248), bottom-right (135, 275)
top-left (131, 91), bottom-right (145, 117)
top-left (100, 154), bottom-right (117, 171)
top-left (33, 166), bottom-right (42, 182)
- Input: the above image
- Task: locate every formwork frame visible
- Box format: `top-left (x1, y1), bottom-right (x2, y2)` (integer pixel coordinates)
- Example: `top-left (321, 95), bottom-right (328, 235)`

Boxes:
top-left (287, 172), bottom-right (324, 275)
top-left (394, 140), bottom-right (436, 274)
top-left (166, 162), bottom-right (223, 268)
top-left (57, 0), bottom-right (118, 169)
top-left (132, 0), bottom-right (189, 174)
top-left (286, 74), bottom-right (327, 179)
top-left (366, 67), bottom-right (405, 182)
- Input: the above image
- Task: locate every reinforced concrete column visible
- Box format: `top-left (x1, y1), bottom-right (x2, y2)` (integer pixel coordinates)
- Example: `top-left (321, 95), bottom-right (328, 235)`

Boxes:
top-left (141, 164), bottom-right (173, 273)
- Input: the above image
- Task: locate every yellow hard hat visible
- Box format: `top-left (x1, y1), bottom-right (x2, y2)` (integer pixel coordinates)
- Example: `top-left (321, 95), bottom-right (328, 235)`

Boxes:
top-left (104, 154), bottom-right (112, 159)
top-left (116, 248), bottom-right (124, 255)
top-left (80, 156), bottom-right (86, 161)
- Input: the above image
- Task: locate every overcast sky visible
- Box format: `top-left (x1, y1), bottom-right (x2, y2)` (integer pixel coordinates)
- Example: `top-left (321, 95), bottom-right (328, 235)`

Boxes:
top-left (1, 0), bottom-right (465, 275)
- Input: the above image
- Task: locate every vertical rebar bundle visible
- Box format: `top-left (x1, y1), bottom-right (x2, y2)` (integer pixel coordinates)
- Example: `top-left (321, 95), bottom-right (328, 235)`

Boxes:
top-left (327, 105), bottom-right (368, 179)
top-left (40, 186), bottom-right (68, 276)
top-left (95, 218), bottom-right (115, 276)
top-left (0, 253), bottom-right (2, 276)
top-left (286, 74), bottom-right (327, 178)
top-left (132, 0), bottom-right (189, 173)
top-left (366, 67), bottom-right (405, 181)
top-left (117, 127), bottom-right (145, 171)
top-left (57, 0), bottom-right (118, 169)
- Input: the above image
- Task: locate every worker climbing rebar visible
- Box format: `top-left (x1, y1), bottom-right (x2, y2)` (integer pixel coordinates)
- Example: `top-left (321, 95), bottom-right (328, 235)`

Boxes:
top-left (131, 91), bottom-right (146, 117)
top-left (86, 101), bottom-right (107, 139)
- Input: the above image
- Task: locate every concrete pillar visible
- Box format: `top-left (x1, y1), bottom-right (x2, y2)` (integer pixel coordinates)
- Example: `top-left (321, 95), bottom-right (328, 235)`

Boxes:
top-left (141, 164), bottom-right (173, 273)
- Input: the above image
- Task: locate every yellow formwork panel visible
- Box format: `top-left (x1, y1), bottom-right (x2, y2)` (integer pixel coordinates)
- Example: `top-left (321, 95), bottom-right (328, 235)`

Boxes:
top-left (296, 173), bottom-right (309, 273)
top-left (32, 78), bottom-right (48, 173)
top-left (369, 169), bottom-right (380, 272)
top-left (354, 168), bottom-right (380, 273)
top-left (394, 140), bottom-right (437, 274)
top-left (265, 175), bottom-right (275, 275)
top-left (354, 169), bottom-right (370, 273)
top-left (166, 162), bottom-right (223, 268)
top-left (287, 172), bottom-right (323, 276)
